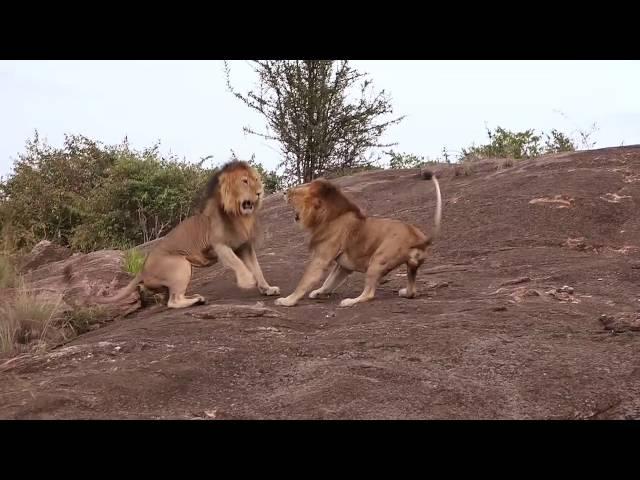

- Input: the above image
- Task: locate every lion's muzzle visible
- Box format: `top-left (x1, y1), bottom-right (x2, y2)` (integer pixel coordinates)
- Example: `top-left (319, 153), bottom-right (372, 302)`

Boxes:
top-left (241, 200), bottom-right (255, 214)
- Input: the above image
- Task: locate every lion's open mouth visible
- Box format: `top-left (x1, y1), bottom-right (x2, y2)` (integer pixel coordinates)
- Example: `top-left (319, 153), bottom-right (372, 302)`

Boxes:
top-left (241, 200), bottom-right (254, 213)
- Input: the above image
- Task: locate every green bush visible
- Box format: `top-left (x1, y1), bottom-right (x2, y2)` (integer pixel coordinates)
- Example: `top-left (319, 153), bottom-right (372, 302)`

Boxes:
top-left (0, 134), bottom-right (216, 252)
top-left (0, 133), bottom-right (116, 250)
top-left (460, 125), bottom-right (578, 161)
top-left (247, 156), bottom-right (283, 193)
top-left (385, 150), bottom-right (445, 170)
top-left (70, 147), bottom-right (213, 251)
top-left (387, 151), bottom-right (427, 169)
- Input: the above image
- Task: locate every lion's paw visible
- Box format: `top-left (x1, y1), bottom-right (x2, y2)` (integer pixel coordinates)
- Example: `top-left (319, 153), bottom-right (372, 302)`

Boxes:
top-left (275, 297), bottom-right (297, 307)
top-left (398, 288), bottom-right (415, 298)
top-left (261, 286), bottom-right (280, 296)
top-left (339, 298), bottom-right (358, 308)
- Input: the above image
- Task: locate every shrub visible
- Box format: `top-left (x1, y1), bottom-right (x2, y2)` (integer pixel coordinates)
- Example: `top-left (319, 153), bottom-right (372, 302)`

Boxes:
top-left (385, 150), bottom-right (445, 170)
top-left (0, 133), bottom-right (216, 253)
top-left (460, 125), bottom-right (579, 162)
top-left (246, 155), bottom-right (283, 193)
top-left (69, 147), bottom-right (213, 251)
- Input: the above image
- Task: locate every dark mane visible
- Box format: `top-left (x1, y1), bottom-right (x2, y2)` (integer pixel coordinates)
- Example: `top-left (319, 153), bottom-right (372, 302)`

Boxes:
top-left (314, 180), bottom-right (365, 221)
top-left (196, 160), bottom-right (251, 213)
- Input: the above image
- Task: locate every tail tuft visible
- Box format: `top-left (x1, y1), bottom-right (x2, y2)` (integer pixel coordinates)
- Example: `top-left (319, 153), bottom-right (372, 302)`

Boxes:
top-left (421, 169), bottom-right (434, 181)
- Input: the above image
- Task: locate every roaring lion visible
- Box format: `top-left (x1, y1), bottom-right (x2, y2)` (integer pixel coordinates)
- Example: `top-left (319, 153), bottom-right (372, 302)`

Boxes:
top-left (274, 171), bottom-right (441, 308)
top-left (66, 160), bottom-right (280, 309)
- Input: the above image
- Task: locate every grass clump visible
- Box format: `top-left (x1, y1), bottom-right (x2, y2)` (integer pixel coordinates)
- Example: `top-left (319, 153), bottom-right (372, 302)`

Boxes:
top-left (123, 248), bottom-right (146, 276)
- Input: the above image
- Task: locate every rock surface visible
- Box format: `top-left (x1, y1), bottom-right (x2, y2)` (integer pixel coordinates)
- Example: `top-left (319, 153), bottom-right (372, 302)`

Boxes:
top-left (19, 240), bottom-right (73, 272)
top-left (2, 146), bottom-right (640, 419)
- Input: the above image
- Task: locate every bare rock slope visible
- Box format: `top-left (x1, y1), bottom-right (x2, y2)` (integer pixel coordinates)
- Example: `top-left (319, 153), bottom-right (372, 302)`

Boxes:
top-left (2, 146), bottom-right (640, 419)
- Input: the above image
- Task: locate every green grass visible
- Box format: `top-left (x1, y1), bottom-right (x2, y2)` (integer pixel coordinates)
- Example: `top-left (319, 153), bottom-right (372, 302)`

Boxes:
top-left (123, 248), bottom-right (146, 276)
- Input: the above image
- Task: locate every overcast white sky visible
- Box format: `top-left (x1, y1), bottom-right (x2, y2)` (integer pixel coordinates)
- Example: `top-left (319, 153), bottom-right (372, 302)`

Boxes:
top-left (1, 60), bottom-right (639, 178)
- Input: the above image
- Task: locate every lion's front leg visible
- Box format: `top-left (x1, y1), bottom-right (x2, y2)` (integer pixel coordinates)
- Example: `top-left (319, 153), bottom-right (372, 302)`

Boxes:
top-left (309, 263), bottom-right (351, 299)
top-left (275, 254), bottom-right (333, 307)
top-left (238, 244), bottom-right (280, 296)
top-left (214, 244), bottom-right (256, 289)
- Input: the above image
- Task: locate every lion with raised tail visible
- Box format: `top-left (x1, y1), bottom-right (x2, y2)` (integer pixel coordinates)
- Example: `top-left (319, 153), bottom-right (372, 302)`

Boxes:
top-left (275, 170), bottom-right (442, 308)
top-left (65, 160), bottom-right (280, 309)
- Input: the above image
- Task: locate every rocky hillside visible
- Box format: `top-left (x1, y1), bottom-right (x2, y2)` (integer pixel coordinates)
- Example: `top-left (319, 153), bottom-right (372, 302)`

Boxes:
top-left (2, 146), bottom-right (640, 419)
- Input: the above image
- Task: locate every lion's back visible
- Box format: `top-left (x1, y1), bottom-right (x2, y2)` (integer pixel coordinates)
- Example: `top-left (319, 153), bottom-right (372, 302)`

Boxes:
top-left (154, 215), bottom-right (210, 256)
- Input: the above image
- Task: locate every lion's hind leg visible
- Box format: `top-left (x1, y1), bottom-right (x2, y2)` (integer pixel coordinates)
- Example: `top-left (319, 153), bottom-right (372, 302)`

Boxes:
top-left (339, 267), bottom-right (381, 308)
top-left (339, 247), bottom-right (407, 308)
top-left (398, 263), bottom-right (418, 298)
top-left (399, 248), bottom-right (425, 299)
top-left (150, 256), bottom-right (205, 309)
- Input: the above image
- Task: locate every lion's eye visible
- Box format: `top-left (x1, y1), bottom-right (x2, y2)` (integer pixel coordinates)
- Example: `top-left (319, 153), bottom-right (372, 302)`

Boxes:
top-left (242, 178), bottom-right (249, 184)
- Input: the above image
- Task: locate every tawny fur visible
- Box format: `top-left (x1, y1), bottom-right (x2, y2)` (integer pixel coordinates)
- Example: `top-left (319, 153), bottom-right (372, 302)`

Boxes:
top-left (66, 160), bottom-right (279, 309)
top-left (275, 171), bottom-right (442, 308)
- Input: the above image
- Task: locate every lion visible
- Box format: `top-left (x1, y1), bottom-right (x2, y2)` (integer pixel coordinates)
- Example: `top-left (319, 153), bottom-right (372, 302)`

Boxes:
top-left (65, 160), bottom-right (280, 309)
top-left (274, 171), bottom-right (441, 308)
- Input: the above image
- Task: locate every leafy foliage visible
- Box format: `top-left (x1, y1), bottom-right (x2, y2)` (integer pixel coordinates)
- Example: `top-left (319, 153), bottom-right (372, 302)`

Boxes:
top-left (460, 125), bottom-right (584, 161)
top-left (234, 152), bottom-right (283, 194)
top-left (70, 146), bottom-right (213, 251)
top-left (225, 60), bottom-right (404, 185)
top-left (0, 133), bottom-right (214, 252)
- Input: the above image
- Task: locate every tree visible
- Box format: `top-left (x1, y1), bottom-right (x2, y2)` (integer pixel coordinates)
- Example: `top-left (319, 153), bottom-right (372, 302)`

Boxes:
top-left (225, 60), bottom-right (404, 185)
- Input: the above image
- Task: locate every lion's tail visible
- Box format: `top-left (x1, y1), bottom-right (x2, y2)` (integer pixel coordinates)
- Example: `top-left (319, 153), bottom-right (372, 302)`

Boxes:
top-left (92, 274), bottom-right (142, 304)
top-left (63, 263), bottom-right (142, 305)
top-left (421, 170), bottom-right (442, 242)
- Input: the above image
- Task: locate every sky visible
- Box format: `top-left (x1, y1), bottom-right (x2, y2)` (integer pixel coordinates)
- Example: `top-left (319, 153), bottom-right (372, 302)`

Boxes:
top-left (1, 60), bottom-right (639, 179)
